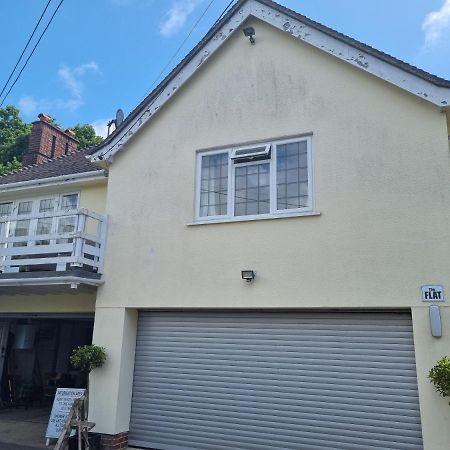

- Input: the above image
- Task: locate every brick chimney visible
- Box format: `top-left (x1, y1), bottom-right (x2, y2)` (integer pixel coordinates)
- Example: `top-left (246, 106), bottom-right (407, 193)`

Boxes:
top-left (22, 113), bottom-right (79, 166)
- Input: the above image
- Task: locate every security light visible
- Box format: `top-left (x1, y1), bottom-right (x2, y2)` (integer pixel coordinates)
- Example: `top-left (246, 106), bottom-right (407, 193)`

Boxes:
top-left (241, 270), bottom-right (256, 282)
top-left (243, 27), bottom-right (255, 44)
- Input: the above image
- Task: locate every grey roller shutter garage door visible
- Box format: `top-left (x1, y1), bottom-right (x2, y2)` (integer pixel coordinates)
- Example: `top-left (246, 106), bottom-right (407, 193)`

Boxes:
top-left (129, 311), bottom-right (423, 450)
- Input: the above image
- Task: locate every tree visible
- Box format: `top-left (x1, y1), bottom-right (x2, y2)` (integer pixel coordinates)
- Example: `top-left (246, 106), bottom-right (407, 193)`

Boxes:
top-left (70, 344), bottom-right (106, 414)
top-left (0, 106), bottom-right (31, 164)
top-left (429, 356), bottom-right (450, 405)
top-left (0, 157), bottom-right (22, 175)
top-left (72, 124), bottom-right (104, 149)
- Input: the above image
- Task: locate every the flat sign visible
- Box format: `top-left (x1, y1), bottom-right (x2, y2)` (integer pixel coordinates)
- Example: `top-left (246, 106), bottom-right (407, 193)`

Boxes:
top-left (421, 285), bottom-right (445, 302)
top-left (45, 388), bottom-right (86, 439)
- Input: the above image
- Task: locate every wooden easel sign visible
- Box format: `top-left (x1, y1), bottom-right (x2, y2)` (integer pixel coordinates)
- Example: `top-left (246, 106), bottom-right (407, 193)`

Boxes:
top-left (45, 388), bottom-right (86, 445)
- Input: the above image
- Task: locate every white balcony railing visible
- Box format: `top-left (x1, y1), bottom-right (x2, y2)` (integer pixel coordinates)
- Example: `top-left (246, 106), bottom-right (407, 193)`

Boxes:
top-left (0, 209), bottom-right (107, 275)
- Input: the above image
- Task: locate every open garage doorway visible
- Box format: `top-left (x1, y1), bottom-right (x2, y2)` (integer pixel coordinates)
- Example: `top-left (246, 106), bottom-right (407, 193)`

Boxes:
top-left (0, 314), bottom-right (93, 448)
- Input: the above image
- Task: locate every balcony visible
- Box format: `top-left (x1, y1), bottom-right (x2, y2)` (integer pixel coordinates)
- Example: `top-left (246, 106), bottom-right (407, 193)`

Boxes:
top-left (0, 209), bottom-right (107, 294)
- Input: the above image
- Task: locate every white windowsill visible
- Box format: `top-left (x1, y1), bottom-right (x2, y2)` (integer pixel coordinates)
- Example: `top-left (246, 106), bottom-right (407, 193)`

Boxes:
top-left (187, 210), bottom-right (321, 226)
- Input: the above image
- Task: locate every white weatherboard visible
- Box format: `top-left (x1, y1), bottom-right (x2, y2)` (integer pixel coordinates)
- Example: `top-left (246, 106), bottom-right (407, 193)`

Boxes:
top-left (421, 285), bottom-right (445, 302)
top-left (46, 388), bottom-right (86, 440)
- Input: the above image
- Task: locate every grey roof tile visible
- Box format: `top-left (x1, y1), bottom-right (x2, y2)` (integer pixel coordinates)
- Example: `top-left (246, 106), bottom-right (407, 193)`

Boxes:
top-left (0, 150), bottom-right (105, 186)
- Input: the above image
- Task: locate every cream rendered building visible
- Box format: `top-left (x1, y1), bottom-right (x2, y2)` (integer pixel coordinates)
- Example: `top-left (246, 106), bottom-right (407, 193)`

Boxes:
top-left (88, 1), bottom-right (450, 449)
top-left (2, 0), bottom-right (450, 449)
top-left (86, 1), bottom-right (450, 449)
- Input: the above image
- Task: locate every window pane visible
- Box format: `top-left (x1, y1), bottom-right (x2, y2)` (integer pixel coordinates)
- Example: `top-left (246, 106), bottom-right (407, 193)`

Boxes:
top-left (247, 202), bottom-right (258, 215)
top-left (286, 168), bottom-right (298, 183)
top-left (18, 201), bottom-right (32, 215)
top-left (258, 201), bottom-right (270, 214)
top-left (0, 203), bottom-right (12, 216)
top-left (277, 141), bottom-right (308, 210)
top-left (39, 199), bottom-right (55, 213)
top-left (235, 166), bottom-right (246, 177)
top-left (234, 162), bottom-right (270, 216)
top-left (199, 153), bottom-right (228, 217)
top-left (14, 220), bottom-right (30, 236)
top-left (13, 219), bottom-right (30, 247)
top-left (36, 218), bottom-right (52, 235)
top-left (57, 216), bottom-right (77, 244)
top-left (235, 175), bottom-right (246, 190)
top-left (287, 183), bottom-right (298, 198)
top-left (61, 194), bottom-right (78, 210)
top-left (36, 218), bottom-right (52, 245)
top-left (260, 186), bottom-right (270, 200)
top-left (58, 217), bottom-right (76, 233)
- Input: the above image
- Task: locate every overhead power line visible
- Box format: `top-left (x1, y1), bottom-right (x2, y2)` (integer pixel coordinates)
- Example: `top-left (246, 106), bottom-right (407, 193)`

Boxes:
top-left (0, 0), bottom-right (65, 107)
top-left (211, 0), bottom-right (235, 28)
top-left (102, 0), bottom-right (235, 159)
top-left (0, 0), bottom-right (53, 101)
top-left (147, 0), bottom-right (217, 93)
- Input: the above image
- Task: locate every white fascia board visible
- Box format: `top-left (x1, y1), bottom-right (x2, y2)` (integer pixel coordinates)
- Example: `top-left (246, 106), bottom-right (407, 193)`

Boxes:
top-left (0, 276), bottom-right (104, 287)
top-left (0, 170), bottom-right (106, 194)
top-left (90, 0), bottom-right (450, 163)
top-left (250, 1), bottom-right (450, 106)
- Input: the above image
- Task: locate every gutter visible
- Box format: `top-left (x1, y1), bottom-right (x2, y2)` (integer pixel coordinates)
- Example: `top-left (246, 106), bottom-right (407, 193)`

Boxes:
top-left (0, 170), bottom-right (106, 193)
top-left (0, 276), bottom-right (104, 288)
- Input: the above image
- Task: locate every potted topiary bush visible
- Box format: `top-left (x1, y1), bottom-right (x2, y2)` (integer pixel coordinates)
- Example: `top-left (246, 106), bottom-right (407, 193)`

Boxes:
top-left (429, 356), bottom-right (450, 405)
top-left (69, 344), bottom-right (107, 450)
top-left (70, 344), bottom-right (107, 390)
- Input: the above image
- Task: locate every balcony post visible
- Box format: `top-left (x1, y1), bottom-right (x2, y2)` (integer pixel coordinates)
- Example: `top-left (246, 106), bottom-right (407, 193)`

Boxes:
top-left (70, 212), bottom-right (86, 268)
top-left (97, 215), bottom-right (108, 275)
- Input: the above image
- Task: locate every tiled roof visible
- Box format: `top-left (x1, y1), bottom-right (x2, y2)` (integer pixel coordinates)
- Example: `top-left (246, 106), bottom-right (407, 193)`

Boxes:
top-left (88, 0), bottom-right (450, 156)
top-left (0, 150), bottom-right (105, 186)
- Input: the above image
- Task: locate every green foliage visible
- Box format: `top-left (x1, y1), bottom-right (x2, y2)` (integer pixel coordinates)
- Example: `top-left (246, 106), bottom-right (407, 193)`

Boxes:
top-left (429, 356), bottom-right (450, 404)
top-left (72, 124), bottom-right (104, 149)
top-left (70, 344), bottom-right (106, 374)
top-left (0, 157), bottom-right (22, 175)
top-left (0, 106), bottom-right (31, 164)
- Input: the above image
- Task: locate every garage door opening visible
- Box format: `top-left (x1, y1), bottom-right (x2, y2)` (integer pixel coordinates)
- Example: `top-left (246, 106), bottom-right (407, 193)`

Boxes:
top-left (0, 316), bottom-right (93, 448)
top-left (129, 311), bottom-right (423, 450)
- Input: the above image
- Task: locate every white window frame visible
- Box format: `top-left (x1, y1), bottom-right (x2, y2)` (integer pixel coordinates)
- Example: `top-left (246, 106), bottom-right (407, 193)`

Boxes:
top-left (195, 136), bottom-right (313, 223)
top-left (230, 143), bottom-right (271, 162)
top-left (0, 192), bottom-right (80, 242)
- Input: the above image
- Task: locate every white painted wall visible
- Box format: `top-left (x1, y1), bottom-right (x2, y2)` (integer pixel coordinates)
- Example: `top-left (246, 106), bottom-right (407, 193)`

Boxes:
top-left (91, 19), bottom-right (450, 448)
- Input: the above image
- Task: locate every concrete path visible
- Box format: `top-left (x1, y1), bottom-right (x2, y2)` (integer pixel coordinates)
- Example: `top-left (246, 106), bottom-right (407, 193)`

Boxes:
top-left (0, 407), bottom-right (49, 449)
top-left (0, 443), bottom-right (46, 450)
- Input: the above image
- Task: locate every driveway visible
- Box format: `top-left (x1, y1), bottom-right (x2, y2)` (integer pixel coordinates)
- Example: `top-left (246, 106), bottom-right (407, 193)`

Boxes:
top-left (0, 443), bottom-right (45, 450)
top-left (0, 407), bottom-right (49, 449)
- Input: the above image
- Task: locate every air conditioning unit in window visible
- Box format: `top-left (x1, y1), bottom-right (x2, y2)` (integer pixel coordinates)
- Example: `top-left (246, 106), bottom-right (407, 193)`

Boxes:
top-left (231, 144), bottom-right (271, 163)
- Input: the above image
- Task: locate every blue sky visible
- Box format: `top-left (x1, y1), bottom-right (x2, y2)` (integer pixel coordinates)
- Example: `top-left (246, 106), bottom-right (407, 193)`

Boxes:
top-left (2, 0), bottom-right (450, 136)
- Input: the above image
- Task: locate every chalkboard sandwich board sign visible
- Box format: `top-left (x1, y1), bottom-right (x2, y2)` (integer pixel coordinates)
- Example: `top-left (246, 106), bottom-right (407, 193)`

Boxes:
top-left (45, 388), bottom-right (86, 443)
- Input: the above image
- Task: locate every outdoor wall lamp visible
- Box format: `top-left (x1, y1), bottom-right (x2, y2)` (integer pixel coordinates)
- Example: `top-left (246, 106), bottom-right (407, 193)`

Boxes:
top-left (243, 26), bottom-right (256, 44)
top-left (241, 270), bottom-right (256, 282)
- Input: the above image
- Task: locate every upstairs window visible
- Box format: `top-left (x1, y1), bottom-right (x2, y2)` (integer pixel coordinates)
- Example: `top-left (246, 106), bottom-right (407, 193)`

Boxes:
top-left (196, 136), bottom-right (312, 221)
